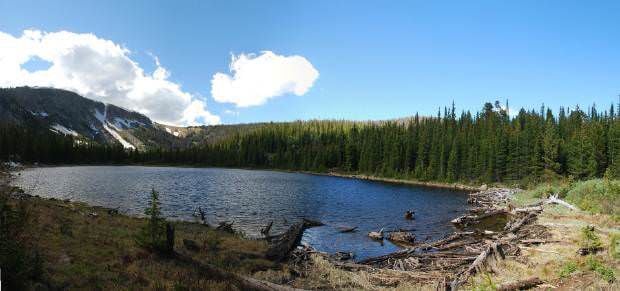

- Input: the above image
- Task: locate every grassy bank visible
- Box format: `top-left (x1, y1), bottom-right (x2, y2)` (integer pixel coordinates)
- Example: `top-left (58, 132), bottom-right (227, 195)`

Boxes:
top-left (0, 177), bottom-right (281, 290)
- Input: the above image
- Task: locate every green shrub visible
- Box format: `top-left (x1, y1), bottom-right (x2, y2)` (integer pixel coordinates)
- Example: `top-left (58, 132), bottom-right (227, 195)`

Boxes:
top-left (586, 256), bottom-right (616, 282)
top-left (472, 273), bottom-right (496, 291)
top-left (564, 179), bottom-right (620, 215)
top-left (558, 260), bottom-right (578, 278)
top-left (580, 226), bottom-right (602, 251)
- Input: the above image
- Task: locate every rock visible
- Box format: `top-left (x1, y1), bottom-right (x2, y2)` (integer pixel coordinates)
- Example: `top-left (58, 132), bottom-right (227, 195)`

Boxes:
top-left (183, 239), bottom-right (200, 252)
top-left (405, 210), bottom-right (415, 220)
top-left (89, 212), bottom-right (99, 217)
top-left (479, 184), bottom-right (488, 191)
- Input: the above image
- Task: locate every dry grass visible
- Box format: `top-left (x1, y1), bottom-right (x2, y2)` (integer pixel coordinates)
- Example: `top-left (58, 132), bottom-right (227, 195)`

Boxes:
top-left (13, 194), bottom-right (279, 290)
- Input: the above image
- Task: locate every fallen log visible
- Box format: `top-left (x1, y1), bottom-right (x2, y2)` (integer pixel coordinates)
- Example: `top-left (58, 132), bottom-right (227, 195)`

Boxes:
top-left (504, 212), bottom-right (537, 233)
top-left (265, 219), bottom-right (323, 261)
top-left (496, 277), bottom-right (543, 291)
top-left (510, 205), bottom-right (543, 214)
top-left (545, 194), bottom-right (579, 211)
top-left (387, 231), bottom-right (415, 246)
top-left (451, 209), bottom-right (507, 225)
top-left (337, 226), bottom-right (358, 233)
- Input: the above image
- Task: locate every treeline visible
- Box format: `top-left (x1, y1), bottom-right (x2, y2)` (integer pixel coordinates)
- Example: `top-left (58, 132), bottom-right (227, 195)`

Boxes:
top-left (2, 101), bottom-right (620, 184)
top-left (154, 101), bottom-right (620, 184)
top-left (0, 123), bottom-right (129, 164)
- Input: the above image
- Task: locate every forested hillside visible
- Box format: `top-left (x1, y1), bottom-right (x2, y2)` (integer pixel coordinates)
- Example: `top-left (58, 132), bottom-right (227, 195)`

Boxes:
top-left (2, 100), bottom-right (619, 184)
top-left (157, 101), bottom-right (620, 184)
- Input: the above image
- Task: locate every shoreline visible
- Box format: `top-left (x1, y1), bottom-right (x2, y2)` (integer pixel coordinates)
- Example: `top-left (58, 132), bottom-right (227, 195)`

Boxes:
top-left (16, 162), bottom-right (482, 192)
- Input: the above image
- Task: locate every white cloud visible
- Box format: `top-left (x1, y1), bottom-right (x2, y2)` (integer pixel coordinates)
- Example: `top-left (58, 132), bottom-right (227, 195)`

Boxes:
top-left (0, 29), bottom-right (220, 126)
top-left (211, 51), bottom-right (319, 107)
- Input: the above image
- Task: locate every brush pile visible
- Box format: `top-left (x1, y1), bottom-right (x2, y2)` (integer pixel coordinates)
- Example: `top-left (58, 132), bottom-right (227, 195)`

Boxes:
top-left (346, 187), bottom-right (575, 290)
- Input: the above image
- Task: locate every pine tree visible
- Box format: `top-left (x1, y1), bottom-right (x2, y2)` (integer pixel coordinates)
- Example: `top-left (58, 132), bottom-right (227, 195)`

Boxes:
top-left (136, 189), bottom-right (167, 251)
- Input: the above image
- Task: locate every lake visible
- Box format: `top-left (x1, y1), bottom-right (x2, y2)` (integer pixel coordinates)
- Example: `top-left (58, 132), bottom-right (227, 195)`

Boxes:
top-left (12, 166), bottom-right (469, 260)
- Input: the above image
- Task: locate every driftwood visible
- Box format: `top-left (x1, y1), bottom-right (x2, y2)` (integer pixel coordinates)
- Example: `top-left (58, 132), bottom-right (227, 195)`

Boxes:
top-left (261, 221), bottom-right (274, 236)
top-left (496, 277), bottom-right (543, 291)
top-left (451, 209), bottom-right (507, 225)
top-left (265, 219), bottom-right (323, 261)
top-left (511, 205), bottom-right (543, 214)
top-left (505, 212), bottom-right (537, 233)
top-left (545, 194), bottom-right (579, 211)
top-left (338, 226), bottom-right (358, 233)
top-left (368, 228), bottom-right (384, 240)
top-left (387, 231), bottom-right (415, 246)
top-left (349, 187), bottom-right (551, 289)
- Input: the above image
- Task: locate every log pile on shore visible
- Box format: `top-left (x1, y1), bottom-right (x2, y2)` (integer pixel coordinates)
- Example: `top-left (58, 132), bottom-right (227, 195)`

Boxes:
top-left (321, 187), bottom-right (577, 290)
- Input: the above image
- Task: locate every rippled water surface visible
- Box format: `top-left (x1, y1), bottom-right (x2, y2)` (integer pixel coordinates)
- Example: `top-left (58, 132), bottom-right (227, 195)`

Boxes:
top-left (13, 166), bottom-right (469, 260)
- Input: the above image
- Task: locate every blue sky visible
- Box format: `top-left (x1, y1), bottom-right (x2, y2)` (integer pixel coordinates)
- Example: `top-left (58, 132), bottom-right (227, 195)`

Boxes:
top-left (1, 0), bottom-right (620, 124)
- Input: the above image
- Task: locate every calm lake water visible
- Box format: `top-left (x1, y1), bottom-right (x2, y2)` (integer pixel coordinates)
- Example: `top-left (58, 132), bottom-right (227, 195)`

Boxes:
top-left (12, 166), bottom-right (469, 260)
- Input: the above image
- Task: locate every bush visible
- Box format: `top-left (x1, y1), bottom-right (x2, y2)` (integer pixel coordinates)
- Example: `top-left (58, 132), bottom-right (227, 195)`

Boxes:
top-left (564, 179), bottom-right (620, 215)
top-left (586, 256), bottom-right (616, 282)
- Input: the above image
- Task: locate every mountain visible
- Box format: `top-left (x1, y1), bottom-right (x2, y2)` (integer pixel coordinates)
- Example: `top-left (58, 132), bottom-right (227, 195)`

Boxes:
top-left (0, 87), bottom-right (419, 151)
top-left (0, 87), bottom-right (196, 150)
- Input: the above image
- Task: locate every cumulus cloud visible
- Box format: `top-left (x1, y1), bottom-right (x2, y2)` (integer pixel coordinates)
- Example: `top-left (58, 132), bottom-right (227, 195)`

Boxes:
top-left (211, 51), bottom-right (319, 107)
top-left (0, 29), bottom-right (220, 126)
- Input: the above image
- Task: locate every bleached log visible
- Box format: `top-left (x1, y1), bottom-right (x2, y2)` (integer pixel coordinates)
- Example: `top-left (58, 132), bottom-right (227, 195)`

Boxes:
top-left (504, 212), bottom-right (537, 233)
top-left (544, 194), bottom-right (579, 211)
top-left (496, 277), bottom-right (543, 291)
top-left (510, 205), bottom-right (543, 214)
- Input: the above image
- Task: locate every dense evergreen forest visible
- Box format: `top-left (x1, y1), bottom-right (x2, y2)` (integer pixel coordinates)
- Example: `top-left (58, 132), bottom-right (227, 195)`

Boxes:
top-left (2, 101), bottom-right (620, 184)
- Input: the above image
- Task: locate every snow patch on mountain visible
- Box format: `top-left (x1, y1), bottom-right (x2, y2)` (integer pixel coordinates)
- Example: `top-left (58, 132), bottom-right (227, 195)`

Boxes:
top-left (94, 106), bottom-right (135, 149)
top-left (50, 124), bottom-right (78, 136)
top-left (164, 127), bottom-right (180, 136)
top-left (31, 111), bottom-right (49, 117)
top-left (102, 122), bottom-right (135, 149)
